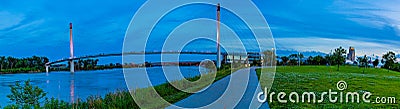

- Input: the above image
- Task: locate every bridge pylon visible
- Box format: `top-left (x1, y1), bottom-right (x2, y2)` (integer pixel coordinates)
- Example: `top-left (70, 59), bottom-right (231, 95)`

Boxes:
top-left (216, 3), bottom-right (221, 68)
top-left (69, 23), bottom-right (75, 73)
top-left (45, 65), bottom-right (50, 73)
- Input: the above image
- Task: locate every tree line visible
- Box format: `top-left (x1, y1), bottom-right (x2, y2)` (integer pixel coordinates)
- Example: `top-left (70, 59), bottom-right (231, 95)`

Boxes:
top-left (73, 59), bottom-right (99, 70)
top-left (0, 56), bottom-right (49, 73)
top-left (57, 58), bottom-right (122, 71)
top-left (277, 46), bottom-right (400, 72)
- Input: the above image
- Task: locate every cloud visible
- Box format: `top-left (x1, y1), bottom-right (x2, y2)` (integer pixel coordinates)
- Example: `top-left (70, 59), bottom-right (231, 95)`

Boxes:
top-left (0, 0), bottom-right (146, 60)
top-left (252, 0), bottom-right (399, 57)
top-left (331, 0), bottom-right (400, 36)
top-left (0, 11), bottom-right (24, 30)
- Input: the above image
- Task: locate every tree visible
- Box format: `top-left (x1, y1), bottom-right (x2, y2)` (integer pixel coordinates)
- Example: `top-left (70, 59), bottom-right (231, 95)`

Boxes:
top-left (7, 57), bottom-right (17, 69)
top-left (289, 54), bottom-right (299, 66)
top-left (358, 55), bottom-right (368, 73)
top-left (333, 46), bottom-right (346, 71)
top-left (373, 59), bottom-right (379, 68)
top-left (325, 55), bottom-right (332, 66)
top-left (307, 56), bottom-right (313, 65)
top-left (0, 56), bottom-right (5, 71)
top-left (280, 56), bottom-right (289, 66)
top-left (382, 51), bottom-right (396, 69)
top-left (314, 55), bottom-right (324, 65)
top-left (357, 56), bottom-right (367, 67)
top-left (7, 80), bottom-right (47, 107)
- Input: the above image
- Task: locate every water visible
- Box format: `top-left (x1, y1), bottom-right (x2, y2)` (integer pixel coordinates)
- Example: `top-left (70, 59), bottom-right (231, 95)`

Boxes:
top-left (0, 66), bottom-right (202, 106)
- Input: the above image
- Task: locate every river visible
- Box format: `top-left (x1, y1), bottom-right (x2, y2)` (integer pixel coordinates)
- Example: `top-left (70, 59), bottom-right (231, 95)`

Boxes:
top-left (0, 66), bottom-right (202, 106)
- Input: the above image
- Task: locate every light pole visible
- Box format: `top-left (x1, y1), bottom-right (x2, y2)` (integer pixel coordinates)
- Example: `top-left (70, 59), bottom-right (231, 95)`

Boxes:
top-left (271, 48), bottom-right (274, 67)
top-left (298, 52), bottom-right (300, 66)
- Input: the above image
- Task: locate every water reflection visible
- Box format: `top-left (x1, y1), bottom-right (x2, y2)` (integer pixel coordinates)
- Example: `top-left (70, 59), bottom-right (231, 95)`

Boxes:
top-left (0, 66), bottom-right (201, 106)
top-left (70, 74), bottom-right (75, 103)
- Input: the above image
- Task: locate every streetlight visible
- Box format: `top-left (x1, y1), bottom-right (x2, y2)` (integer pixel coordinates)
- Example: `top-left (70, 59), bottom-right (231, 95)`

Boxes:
top-left (298, 52), bottom-right (301, 66)
top-left (271, 48), bottom-right (275, 67)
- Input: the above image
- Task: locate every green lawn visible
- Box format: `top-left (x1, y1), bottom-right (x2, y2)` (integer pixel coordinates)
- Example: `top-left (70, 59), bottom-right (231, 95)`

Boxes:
top-left (257, 65), bottom-right (400, 108)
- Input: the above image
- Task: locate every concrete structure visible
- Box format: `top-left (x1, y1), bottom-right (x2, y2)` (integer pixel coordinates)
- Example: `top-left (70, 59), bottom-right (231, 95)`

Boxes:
top-left (216, 3), bottom-right (221, 68)
top-left (45, 51), bottom-right (261, 72)
top-left (347, 46), bottom-right (355, 61)
top-left (224, 53), bottom-right (248, 64)
top-left (46, 4), bottom-right (264, 72)
top-left (69, 23), bottom-right (75, 73)
top-left (222, 52), bottom-right (262, 67)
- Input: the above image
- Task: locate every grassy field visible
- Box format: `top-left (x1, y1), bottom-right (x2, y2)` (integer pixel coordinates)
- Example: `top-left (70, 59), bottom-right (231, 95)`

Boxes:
top-left (257, 65), bottom-right (400, 108)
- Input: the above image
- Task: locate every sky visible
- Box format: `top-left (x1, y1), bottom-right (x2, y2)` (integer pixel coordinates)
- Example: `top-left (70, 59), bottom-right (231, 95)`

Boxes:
top-left (0, 0), bottom-right (399, 63)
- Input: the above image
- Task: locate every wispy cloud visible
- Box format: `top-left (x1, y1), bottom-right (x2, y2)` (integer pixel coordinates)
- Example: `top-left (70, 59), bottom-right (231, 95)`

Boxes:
top-left (332, 0), bottom-right (400, 36)
top-left (0, 0), bottom-right (145, 60)
top-left (0, 11), bottom-right (24, 30)
top-left (253, 0), bottom-right (399, 56)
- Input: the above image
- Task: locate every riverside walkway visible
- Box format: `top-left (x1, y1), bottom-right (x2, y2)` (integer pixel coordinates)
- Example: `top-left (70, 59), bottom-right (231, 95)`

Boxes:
top-left (167, 67), bottom-right (270, 109)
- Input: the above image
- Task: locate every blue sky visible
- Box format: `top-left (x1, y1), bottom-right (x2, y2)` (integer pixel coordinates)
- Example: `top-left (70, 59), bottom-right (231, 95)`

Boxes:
top-left (0, 0), bottom-right (399, 62)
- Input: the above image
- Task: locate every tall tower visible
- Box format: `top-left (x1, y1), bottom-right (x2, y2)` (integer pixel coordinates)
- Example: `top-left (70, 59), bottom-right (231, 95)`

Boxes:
top-left (216, 3), bottom-right (221, 68)
top-left (347, 47), bottom-right (355, 61)
top-left (69, 23), bottom-right (75, 73)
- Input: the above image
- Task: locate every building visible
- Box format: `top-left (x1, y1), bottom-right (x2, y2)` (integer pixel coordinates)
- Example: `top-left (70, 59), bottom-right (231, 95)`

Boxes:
top-left (347, 47), bottom-right (355, 61)
top-left (222, 52), bottom-right (264, 66)
top-left (223, 53), bottom-right (249, 64)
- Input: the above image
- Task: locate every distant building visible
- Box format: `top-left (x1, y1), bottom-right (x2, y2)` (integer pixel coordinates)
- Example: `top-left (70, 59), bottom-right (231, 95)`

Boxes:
top-left (347, 47), bottom-right (355, 61)
top-left (223, 53), bottom-right (249, 64)
top-left (222, 52), bottom-right (263, 66)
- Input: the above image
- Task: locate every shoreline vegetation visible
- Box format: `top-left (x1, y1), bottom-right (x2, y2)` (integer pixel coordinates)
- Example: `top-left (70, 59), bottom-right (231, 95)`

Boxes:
top-left (0, 56), bottom-right (49, 74)
top-left (0, 56), bottom-right (205, 74)
top-left (1, 48), bottom-right (399, 74)
top-left (2, 64), bottom-right (242, 108)
top-left (0, 55), bottom-right (121, 74)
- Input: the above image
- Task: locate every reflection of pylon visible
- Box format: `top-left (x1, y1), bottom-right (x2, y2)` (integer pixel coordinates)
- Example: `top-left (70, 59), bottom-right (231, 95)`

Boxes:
top-left (70, 79), bottom-right (74, 103)
top-left (216, 3), bottom-right (221, 68)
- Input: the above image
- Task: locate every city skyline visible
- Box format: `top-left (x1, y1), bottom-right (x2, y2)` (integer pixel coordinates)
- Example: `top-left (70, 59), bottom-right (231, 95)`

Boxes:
top-left (0, 0), bottom-right (399, 61)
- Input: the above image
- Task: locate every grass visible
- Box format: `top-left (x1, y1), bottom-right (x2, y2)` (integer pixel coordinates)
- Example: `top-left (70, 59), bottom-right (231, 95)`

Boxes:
top-left (256, 65), bottom-right (400, 108)
top-left (0, 67), bottom-right (44, 74)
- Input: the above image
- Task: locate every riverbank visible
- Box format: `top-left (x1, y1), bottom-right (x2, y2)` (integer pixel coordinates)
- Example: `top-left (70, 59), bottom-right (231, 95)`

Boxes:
top-left (256, 66), bottom-right (400, 108)
top-left (0, 68), bottom-right (45, 74)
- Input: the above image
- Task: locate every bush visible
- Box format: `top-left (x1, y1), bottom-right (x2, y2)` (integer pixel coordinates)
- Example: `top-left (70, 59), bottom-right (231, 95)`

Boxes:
top-left (6, 80), bottom-right (47, 108)
top-left (43, 98), bottom-right (70, 109)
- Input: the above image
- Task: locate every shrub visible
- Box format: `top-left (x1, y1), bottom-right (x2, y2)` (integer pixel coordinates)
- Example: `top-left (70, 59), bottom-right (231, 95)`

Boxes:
top-left (6, 80), bottom-right (47, 108)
